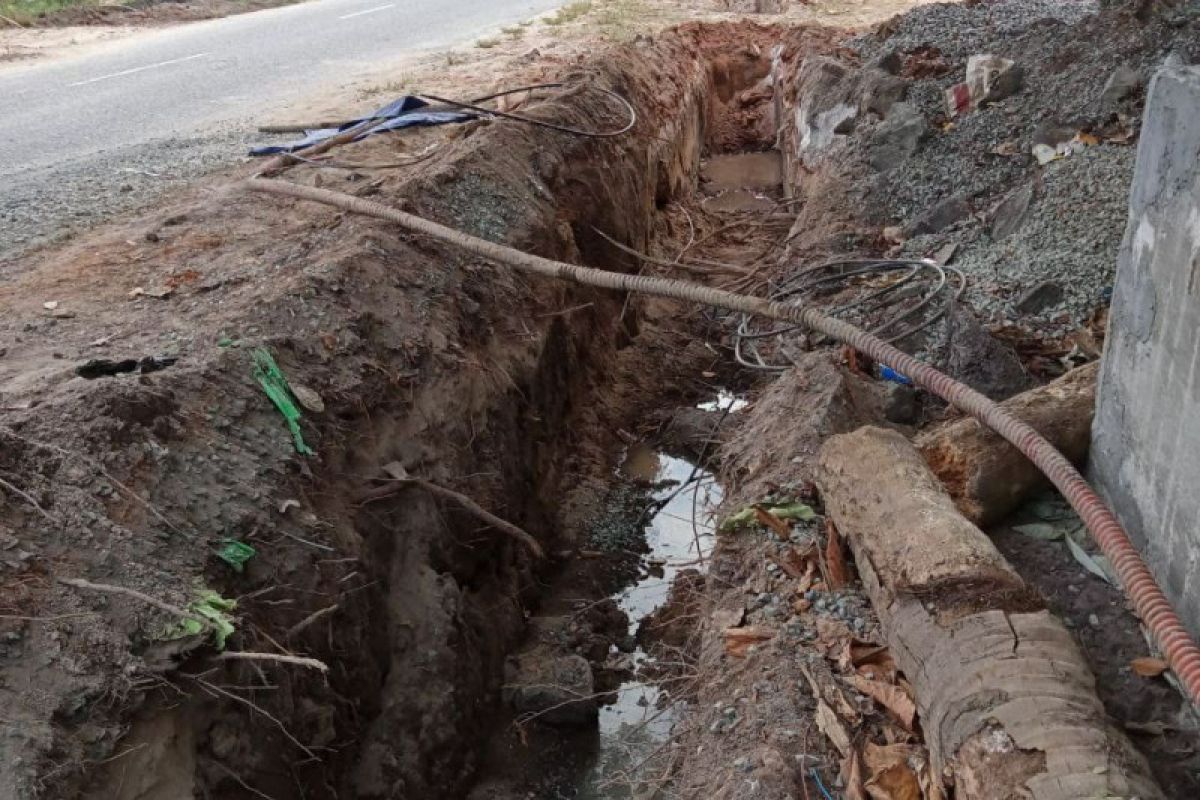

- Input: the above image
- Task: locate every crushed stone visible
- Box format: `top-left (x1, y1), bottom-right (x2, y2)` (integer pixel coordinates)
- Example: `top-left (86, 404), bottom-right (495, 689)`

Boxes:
top-left (833, 0), bottom-right (1200, 337)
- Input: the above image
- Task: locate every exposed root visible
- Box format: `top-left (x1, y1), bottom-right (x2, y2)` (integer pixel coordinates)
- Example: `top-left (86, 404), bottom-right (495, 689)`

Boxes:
top-left (212, 651), bottom-right (330, 673)
top-left (0, 426), bottom-right (185, 536)
top-left (190, 676), bottom-right (318, 760)
top-left (0, 475), bottom-right (55, 524)
top-left (286, 604), bottom-right (339, 639)
top-left (358, 476), bottom-right (545, 558)
top-left (59, 577), bottom-right (207, 628)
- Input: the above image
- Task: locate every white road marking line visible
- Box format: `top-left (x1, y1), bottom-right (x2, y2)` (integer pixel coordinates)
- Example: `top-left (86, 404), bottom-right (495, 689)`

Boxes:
top-left (337, 3), bottom-right (394, 19)
top-left (67, 52), bottom-right (211, 87)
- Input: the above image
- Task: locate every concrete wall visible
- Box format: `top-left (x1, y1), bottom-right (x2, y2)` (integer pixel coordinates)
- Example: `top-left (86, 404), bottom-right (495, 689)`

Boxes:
top-left (1092, 62), bottom-right (1200, 637)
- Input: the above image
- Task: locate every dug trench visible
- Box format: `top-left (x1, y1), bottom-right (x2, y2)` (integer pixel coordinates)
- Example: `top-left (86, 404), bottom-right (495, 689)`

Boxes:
top-left (3, 10), bottom-right (1200, 800)
top-left (0, 21), bottom-right (846, 800)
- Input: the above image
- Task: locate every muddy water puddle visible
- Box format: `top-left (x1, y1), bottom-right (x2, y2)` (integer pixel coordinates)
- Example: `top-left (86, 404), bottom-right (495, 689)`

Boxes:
top-left (563, 447), bottom-right (723, 798)
top-left (700, 150), bottom-right (783, 213)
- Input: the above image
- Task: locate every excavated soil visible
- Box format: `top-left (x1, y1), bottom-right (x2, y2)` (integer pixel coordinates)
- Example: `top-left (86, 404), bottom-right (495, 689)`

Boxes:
top-left (0, 18), bottom-right (844, 800)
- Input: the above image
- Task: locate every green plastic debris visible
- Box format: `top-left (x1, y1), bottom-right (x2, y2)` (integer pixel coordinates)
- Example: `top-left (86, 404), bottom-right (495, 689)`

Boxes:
top-left (166, 589), bottom-right (238, 649)
top-left (719, 502), bottom-right (817, 532)
top-left (217, 539), bottom-right (256, 572)
top-left (252, 348), bottom-right (315, 456)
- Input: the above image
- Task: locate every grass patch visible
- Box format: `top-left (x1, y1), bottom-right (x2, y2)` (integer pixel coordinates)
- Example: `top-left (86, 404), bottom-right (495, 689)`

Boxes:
top-left (593, 0), bottom-right (652, 42)
top-left (357, 75), bottom-right (411, 101)
top-left (475, 36), bottom-right (502, 49)
top-left (0, 0), bottom-right (122, 24)
top-left (501, 24), bottom-right (525, 40)
top-left (544, 0), bottom-right (592, 26)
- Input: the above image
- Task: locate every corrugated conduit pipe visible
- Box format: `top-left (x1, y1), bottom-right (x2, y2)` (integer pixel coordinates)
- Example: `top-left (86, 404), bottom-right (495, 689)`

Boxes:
top-left (245, 177), bottom-right (1200, 706)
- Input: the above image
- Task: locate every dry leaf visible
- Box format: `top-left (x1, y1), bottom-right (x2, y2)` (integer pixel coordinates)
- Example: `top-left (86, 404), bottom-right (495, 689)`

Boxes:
top-left (1075, 131), bottom-right (1100, 146)
top-left (816, 617), bottom-right (856, 652)
top-left (711, 606), bottom-right (745, 631)
top-left (854, 645), bottom-right (897, 682)
top-left (816, 700), bottom-right (852, 757)
top-left (723, 625), bottom-right (774, 657)
top-left (842, 748), bottom-right (869, 800)
top-left (1131, 657), bottom-right (1169, 678)
top-left (801, 659), bottom-right (861, 722)
top-left (850, 675), bottom-right (918, 731)
top-left (774, 545), bottom-right (814, 579)
top-left (754, 506), bottom-right (793, 539)
top-left (825, 519), bottom-right (851, 590)
top-left (867, 762), bottom-right (922, 800)
top-left (861, 744), bottom-right (929, 800)
top-left (863, 743), bottom-right (920, 773)
top-left (918, 757), bottom-right (947, 800)
top-left (991, 140), bottom-right (1019, 156)
top-left (1125, 720), bottom-right (1169, 736)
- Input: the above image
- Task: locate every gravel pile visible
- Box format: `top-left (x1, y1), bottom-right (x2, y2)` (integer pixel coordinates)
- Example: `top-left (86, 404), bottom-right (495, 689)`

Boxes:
top-left (836, 0), bottom-right (1200, 337)
top-left (0, 125), bottom-right (259, 262)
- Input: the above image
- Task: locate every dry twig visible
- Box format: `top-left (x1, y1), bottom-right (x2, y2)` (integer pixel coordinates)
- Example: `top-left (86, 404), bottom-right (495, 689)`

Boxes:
top-left (0, 427), bottom-right (184, 536)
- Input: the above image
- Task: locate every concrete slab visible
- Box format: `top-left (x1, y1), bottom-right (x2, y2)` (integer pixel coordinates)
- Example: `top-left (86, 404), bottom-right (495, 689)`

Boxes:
top-left (1091, 62), bottom-right (1200, 637)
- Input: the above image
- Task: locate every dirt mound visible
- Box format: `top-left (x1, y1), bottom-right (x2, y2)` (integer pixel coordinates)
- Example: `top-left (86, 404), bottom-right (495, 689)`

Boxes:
top-left (797, 0), bottom-right (1200, 355)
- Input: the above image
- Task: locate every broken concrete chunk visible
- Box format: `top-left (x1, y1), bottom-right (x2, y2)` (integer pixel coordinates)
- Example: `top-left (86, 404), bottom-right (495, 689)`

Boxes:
top-left (943, 306), bottom-right (1037, 401)
top-left (906, 193), bottom-right (970, 236)
top-left (502, 650), bottom-right (596, 726)
top-left (1032, 120), bottom-right (1077, 149)
top-left (858, 68), bottom-right (909, 117)
top-left (1015, 280), bottom-right (1065, 314)
top-left (869, 48), bottom-right (903, 76)
top-left (794, 57), bottom-right (859, 160)
top-left (1100, 65), bottom-right (1143, 110)
top-left (945, 54), bottom-right (1022, 116)
top-left (882, 382), bottom-right (918, 424)
top-left (869, 102), bottom-right (926, 172)
top-left (989, 182), bottom-right (1035, 240)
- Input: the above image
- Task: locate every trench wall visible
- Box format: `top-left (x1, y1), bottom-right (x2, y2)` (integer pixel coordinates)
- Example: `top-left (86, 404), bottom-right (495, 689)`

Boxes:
top-left (1092, 62), bottom-right (1200, 638)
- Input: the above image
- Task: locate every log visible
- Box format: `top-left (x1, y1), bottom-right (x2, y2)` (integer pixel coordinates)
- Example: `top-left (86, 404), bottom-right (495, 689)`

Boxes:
top-left (817, 426), bottom-right (1163, 800)
top-left (917, 361), bottom-right (1098, 527)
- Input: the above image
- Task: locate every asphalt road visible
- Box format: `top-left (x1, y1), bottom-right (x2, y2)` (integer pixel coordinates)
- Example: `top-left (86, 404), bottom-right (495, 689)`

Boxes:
top-left (0, 0), bottom-right (565, 257)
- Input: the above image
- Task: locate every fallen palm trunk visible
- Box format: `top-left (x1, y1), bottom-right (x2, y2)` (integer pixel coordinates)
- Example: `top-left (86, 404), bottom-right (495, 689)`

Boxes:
top-left (917, 362), bottom-right (1099, 527)
top-left (817, 426), bottom-right (1163, 800)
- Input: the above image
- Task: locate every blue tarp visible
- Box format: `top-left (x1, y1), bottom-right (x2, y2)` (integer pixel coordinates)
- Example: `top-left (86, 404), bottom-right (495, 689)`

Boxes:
top-left (250, 96), bottom-right (476, 156)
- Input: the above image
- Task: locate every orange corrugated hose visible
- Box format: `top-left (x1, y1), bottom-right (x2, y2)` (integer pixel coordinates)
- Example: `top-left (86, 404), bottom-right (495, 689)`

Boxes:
top-left (246, 177), bottom-right (1200, 706)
